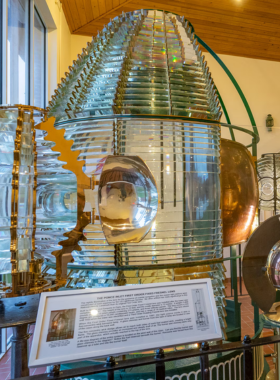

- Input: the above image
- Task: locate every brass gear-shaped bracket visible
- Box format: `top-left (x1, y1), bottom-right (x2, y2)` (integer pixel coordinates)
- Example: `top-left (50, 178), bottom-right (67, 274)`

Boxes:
top-left (36, 117), bottom-right (91, 284)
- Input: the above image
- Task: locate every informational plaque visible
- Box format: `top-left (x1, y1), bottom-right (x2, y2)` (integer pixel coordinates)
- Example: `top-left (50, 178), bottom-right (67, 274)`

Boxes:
top-left (29, 279), bottom-right (222, 367)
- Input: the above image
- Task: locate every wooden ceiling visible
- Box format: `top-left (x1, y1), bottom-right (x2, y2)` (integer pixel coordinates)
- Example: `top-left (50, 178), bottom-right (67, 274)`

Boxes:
top-left (61, 0), bottom-right (280, 62)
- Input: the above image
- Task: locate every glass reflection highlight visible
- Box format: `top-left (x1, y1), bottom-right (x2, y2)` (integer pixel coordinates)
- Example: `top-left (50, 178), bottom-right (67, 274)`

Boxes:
top-left (267, 240), bottom-right (280, 289)
top-left (98, 155), bottom-right (158, 244)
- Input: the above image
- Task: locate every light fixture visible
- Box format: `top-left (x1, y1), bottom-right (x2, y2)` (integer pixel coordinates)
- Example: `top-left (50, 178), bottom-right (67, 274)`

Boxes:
top-left (266, 114), bottom-right (274, 131)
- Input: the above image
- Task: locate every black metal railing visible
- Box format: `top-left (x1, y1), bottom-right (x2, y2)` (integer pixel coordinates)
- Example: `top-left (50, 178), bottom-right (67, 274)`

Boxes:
top-left (15, 334), bottom-right (280, 380)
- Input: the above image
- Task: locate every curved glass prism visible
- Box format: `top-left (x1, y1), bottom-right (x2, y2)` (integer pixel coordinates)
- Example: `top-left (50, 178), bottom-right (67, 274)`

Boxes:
top-left (52, 117), bottom-right (222, 267)
top-left (99, 155), bottom-right (158, 244)
top-left (48, 10), bottom-right (221, 123)
top-left (257, 153), bottom-right (280, 211)
top-left (267, 240), bottom-right (280, 289)
top-left (44, 9), bottom-right (225, 330)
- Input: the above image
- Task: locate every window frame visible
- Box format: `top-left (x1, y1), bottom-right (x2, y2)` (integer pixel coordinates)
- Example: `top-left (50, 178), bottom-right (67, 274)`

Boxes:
top-left (31, 3), bottom-right (47, 108)
top-left (33, 6), bottom-right (46, 108)
top-left (1, 0), bottom-right (46, 106)
top-left (0, 0), bottom-right (47, 358)
top-left (0, 0), bottom-right (2, 105)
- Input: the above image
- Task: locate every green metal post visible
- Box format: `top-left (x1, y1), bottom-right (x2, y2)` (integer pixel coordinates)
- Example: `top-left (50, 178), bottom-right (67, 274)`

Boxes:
top-left (252, 301), bottom-right (260, 334)
top-left (215, 88), bottom-right (235, 141)
top-left (230, 245), bottom-right (240, 328)
top-left (252, 137), bottom-right (257, 160)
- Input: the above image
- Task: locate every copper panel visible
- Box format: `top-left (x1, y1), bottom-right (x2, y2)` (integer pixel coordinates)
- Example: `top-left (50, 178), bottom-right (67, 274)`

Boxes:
top-left (221, 139), bottom-right (258, 247)
top-left (243, 215), bottom-right (280, 312)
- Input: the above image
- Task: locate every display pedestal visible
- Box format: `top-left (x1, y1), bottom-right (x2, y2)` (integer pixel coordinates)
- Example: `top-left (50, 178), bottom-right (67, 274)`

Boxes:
top-left (11, 324), bottom-right (30, 379)
top-left (0, 295), bottom-right (39, 379)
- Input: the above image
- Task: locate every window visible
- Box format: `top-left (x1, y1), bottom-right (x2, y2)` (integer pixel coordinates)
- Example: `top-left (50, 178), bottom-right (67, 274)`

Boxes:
top-left (7, 0), bottom-right (29, 104)
top-left (3, 0), bottom-right (46, 107)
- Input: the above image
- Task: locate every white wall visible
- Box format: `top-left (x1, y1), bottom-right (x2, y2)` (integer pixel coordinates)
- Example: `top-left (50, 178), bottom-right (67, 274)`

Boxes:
top-left (205, 53), bottom-right (280, 158)
top-left (70, 35), bottom-right (91, 63)
top-left (36, 0), bottom-right (71, 100)
top-left (38, 0), bottom-right (90, 102)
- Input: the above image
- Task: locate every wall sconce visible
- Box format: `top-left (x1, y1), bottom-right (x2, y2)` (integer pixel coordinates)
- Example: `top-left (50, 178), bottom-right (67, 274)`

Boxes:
top-left (266, 114), bottom-right (274, 131)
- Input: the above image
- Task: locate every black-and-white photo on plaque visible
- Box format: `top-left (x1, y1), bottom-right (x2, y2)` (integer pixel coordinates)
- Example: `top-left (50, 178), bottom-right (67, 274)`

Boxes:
top-left (29, 279), bottom-right (222, 367)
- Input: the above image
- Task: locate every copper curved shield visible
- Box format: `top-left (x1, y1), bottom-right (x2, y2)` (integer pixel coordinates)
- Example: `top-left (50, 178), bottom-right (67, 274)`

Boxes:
top-left (221, 139), bottom-right (258, 247)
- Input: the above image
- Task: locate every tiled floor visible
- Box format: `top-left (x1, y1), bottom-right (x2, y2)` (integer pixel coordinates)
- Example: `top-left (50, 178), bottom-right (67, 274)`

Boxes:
top-left (0, 280), bottom-right (276, 379)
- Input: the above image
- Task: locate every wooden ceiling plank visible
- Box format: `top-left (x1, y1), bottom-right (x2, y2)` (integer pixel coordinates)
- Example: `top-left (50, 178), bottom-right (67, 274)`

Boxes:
top-left (113, 0), bottom-right (120, 8)
top-left (90, 0), bottom-right (100, 18)
top-left (199, 36), bottom-right (280, 53)
top-left (74, 0), bottom-right (88, 26)
top-left (193, 27), bottom-right (280, 46)
top-left (173, 0), bottom-right (280, 18)
top-left (191, 19), bottom-right (280, 40)
top-left (157, 0), bottom-right (280, 20)
top-left (127, 0), bottom-right (280, 29)
top-left (199, 31), bottom-right (280, 47)
top-left (202, 39), bottom-right (280, 54)
top-left (72, 0), bottom-right (133, 33)
top-left (97, 0), bottom-right (107, 15)
top-left (105, 0), bottom-right (113, 13)
top-left (105, 4), bottom-right (136, 14)
top-left (88, 2), bottom-right (280, 36)
top-left (67, 0), bottom-right (83, 30)
top-left (82, 0), bottom-right (94, 23)
top-left (187, 13), bottom-right (280, 33)
top-left (132, 1), bottom-right (280, 33)
top-left (254, 0), bottom-right (280, 6)
top-left (62, 1), bottom-right (75, 32)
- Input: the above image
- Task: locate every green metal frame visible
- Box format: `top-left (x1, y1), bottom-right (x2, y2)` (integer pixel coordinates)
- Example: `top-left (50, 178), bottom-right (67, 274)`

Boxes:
top-left (56, 114), bottom-right (259, 155)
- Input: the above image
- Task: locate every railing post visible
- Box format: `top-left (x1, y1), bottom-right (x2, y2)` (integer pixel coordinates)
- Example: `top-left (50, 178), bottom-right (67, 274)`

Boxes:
top-left (155, 348), bottom-right (165, 380)
top-left (200, 341), bottom-right (210, 380)
top-left (243, 335), bottom-right (254, 380)
top-left (238, 244), bottom-right (242, 295)
top-left (105, 356), bottom-right (116, 380)
top-left (252, 300), bottom-right (260, 334)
